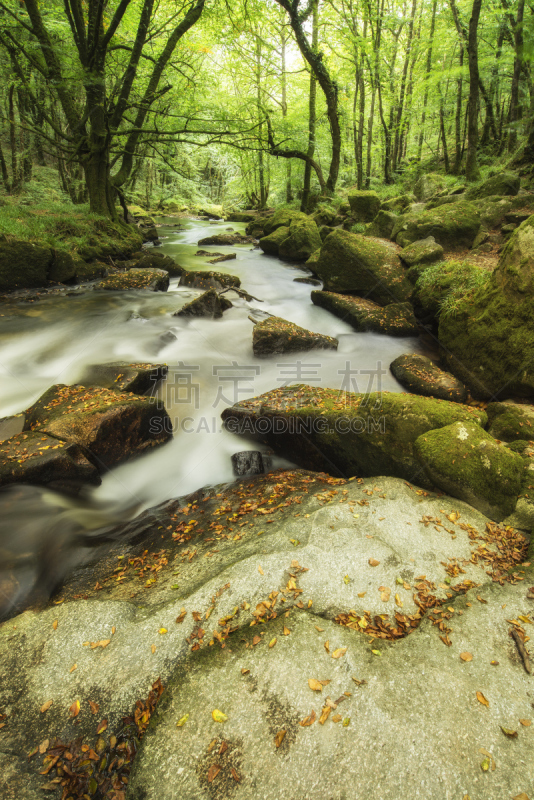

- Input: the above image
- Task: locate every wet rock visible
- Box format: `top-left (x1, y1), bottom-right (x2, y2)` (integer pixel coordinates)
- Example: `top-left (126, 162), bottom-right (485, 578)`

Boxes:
top-left (231, 450), bottom-right (265, 476)
top-left (279, 217), bottom-right (322, 261)
top-left (198, 209), bottom-right (223, 220)
top-left (0, 239), bottom-right (52, 292)
top-left (173, 288), bottom-right (228, 319)
top-left (48, 250), bottom-right (76, 283)
top-left (311, 291), bottom-right (418, 336)
top-left (77, 362), bottom-right (168, 395)
top-left (259, 225), bottom-right (290, 255)
top-left (262, 208), bottom-right (308, 237)
top-left (222, 384), bottom-right (486, 485)
top-left (313, 229), bottom-right (412, 305)
top-left (179, 270), bottom-right (240, 291)
top-left (293, 277), bottom-right (322, 286)
top-left (98, 268), bottom-right (170, 292)
top-left (393, 202), bottom-right (481, 250)
top-left (0, 414), bottom-right (24, 443)
top-left (486, 402), bottom-right (534, 442)
top-left (413, 172), bottom-right (447, 201)
top-left (364, 209), bottom-right (398, 239)
top-left (23, 383), bottom-right (172, 471)
top-left (399, 236), bottom-right (444, 267)
top-left (195, 249), bottom-right (225, 257)
top-left (347, 190), bottom-right (380, 222)
top-left (208, 253), bottom-right (236, 264)
top-left (198, 233), bottom-right (255, 246)
top-left (252, 316), bottom-right (338, 356)
top-left (226, 211), bottom-right (258, 222)
top-left (414, 420), bottom-right (523, 520)
top-left (0, 431), bottom-right (99, 491)
top-left (390, 354), bottom-right (467, 402)
top-left (465, 171), bottom-right (520, 200)
top-left (133, 252), bottom-right (183, 277)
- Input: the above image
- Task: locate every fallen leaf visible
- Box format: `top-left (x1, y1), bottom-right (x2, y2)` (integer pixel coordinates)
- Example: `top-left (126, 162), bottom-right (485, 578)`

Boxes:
top-left (258, 565), bottom-right (264, 575)
top-left (52, 620), bottom-right (58, 631)
top-left (241, 668), bottom-right (250, 675)
top-left (460, 652), bottom-right (473, 662)
top-left (477, 595), bottom-right (488, 604)
top-left (207, 738), bottom-right (218, 752)
top-left (501, 726), bottom-right (518, 738)
top-left (476, 691), bottom-right (489, 707)
top-left (332, 713), bottom-right (342, 723)
top-left (176, 714), bottom-right (189, 727)
top-left (300, 709), bottom-right (317, 726)
top-left (69, 664), bottom-right (77, 673)
top-left (481, 757), bottom-right (490, 772)
top-left (40, 700), bottom-right (53, 714)
top-left (520, 719), bottom-right (532, 727)
top-left (151, 644), bottom-right (156, 654)
top-left (274, 729), bottom-right (286, 748)
top-left (69, 700), bottom-right (80, 718)
top-left (324, 640), bottom-right (330, 653)
top-left (88, 700), bottom-right (99, 714)
top-left (252, 635), bottom-right (261, 646)
top-left (332, 647), bottom-right (347, 659)
top-left (96, 719), bottom-right (107, 733)
top-left (513, 794), bottom-right (531, 800)
top-left (343, 575), bottom-right (351, 584)
top-left (357, 591), bottom-right (366, 597)
top-left (176, 609), bottom-right (186, 624)
top-left (380, 589), bottom-right (391, 602)
top-left (212, 709), bottom-right (227, 723)
top-left (314, 625), bottom-right (324, 632)
top-left (231, 767), bottom-right (241, 782)
top-left (342, 717), bottom-right (350, 727)
top-left (159, 628), bottom-right (167, 635)
top-left (269, 637), bottom-right (277, 648)
top-left (207, 764), bottom-right (221, 783)
top-left (112, 626), bottom-right (116, 634)
top-left (283, 626), bottom-right (291, 636)
top-left (368, 558), bottom-right (380, 567)
top-left (371, 649), bottom-right (381, 656)
top-left (490, 660), bottom-right (499, 666)
top-left (319, 706), bottom-right (331, 725)
top-left (309, 678), bottom-right (323, 692)
top-left (395, 593), bottom-right (403, 607)
top-left (39, 739), bottom-right (49, 754)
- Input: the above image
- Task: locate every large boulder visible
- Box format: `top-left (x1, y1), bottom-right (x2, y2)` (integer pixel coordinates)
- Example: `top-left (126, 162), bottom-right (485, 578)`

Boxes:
top-left (77, 362), bottom-right (168, 395)
top-left (98, 268), bottom-right (170, 292)
top-left (252, 316), bottom-right (338, 356)
top-left (393, 202), bottom-right (481, 250)
top-left (311, 291), bottom-right (418, 336)
top-left (364, 210), bottom-right (398, 239)
top-left (413, 173), bottom-right (447, 201)
top-left (414, 420), bottom-right (523, 520)
top-left (222, 384), bottom-right (486, 485)
top-left (259, 225), bottom-right (290, 255)
top-left (262, 209), bottom-right (308, 237)
top-left (133, 252), bottom-right (183, 277)
top-left (390, 354), bottom-right (467, 403)
top-left (312, 229), bottom-right (412, 305)
top-left (179, 270), bottom-right (240, 291)
top-left (0, 239), bottom-right (52, 292)
top-left (226, 211), bottom-right (258, 222)
top-left (486, 401), bottom-right (534, 442)
top-left (173, 288), bottom-right (230, 319)
top-left (381, 193), bottom-right (414, 213)
top-left (48, 250), bottom-right (77, 283)
top-left (197, 233), bottom-right (253, 246)
top-left (399, 237), bottom-right (444, 267)
top-left (439, 215), bottom-right (534, 398)
top-left (23, 384), bottom-right (172, 470)
top-left (465, 171), bottom-right (520, 201)
top-left (279, 218), bottom-right (322, 261)
top-left (347, 190), bottom-right (381, 222)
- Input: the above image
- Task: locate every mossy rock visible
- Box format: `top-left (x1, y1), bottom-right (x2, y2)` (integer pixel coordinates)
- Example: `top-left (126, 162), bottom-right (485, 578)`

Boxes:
top-left (311, 291), bottom-right (418, 336)
top-left (424, 195), bottom-right (461, 210)
top-left (486, 402), bottom-right (534, 442)
top-left (305, 248), bottom-right (322, 270)
top-left (394, 202), bottom-right (481, 250)
top-left (399, 237), bottom-right (444, 267)
top-left (77, 362), bottom-right (168, 395)
top-left (262, 209), bottom-right (308, 237)
top-left (313, 229), bottom-right (412, 305)
top-left (338, 201), bottom-right (350, 214)
top-left (465, 172), bottom-right (520, 201)
top-left (313, 206), bottom-right (337, 227)
top-left (259, 225), bottom-right (290, 256)
top-left (226, 212), bottom-right (258, 222)
top-left (0, 239), bottom-right (52, 292)
top-left (252, 316), bottom-right (338, 356)
top-left (413, 173), bottom-right (447, 202)
top-left (24, 384), bottom-right (172, 471)
top-left (279, 218), bottom-right (322, 261)
top-left (390, 354), bottom-right (467, 403)
top-left (221, 384), bottom-right (486, 485)
top-left (381, 194), bottom-right (414, 213)
top-left (134, 252), bottom-right (183, 277)
top-left (347, 191), bottom-right (381, 222)
top-left (0, 431), bottom-right (99, 492)
top-left (75, 221), bottom-right (143, 261)
top-left (364, 210), bottom-right (398, 240)
top-left (48, 249), bottom-right (76, 283)
top-left (98, 268), bottom-right (169, 292)
top-left (74, 260), bottom-right (106, 282)
top-left (179, 270), bottom-right (240, 291)
top-left (173, 288), bottom-right (228, 319)
top-left (319, 225), bottom-right (335, 242)
top-left (414, 420), bottom-right (522, 520)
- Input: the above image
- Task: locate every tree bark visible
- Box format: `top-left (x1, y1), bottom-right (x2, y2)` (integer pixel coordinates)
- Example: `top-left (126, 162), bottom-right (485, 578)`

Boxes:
top-left (417, 0), bottom-right (437, 162)
top-left (301, 0), bottom-right (318, 212)
top-left (465, 0), bottom-right (482, 180)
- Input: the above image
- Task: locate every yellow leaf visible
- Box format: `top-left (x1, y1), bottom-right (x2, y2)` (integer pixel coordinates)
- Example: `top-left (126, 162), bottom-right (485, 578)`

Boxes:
top-left (283, 626), bottom-right (291, 636)
top-left (69, 700), bottom-right (80, 718)
top-left (332, 713), bottom-right (342, 723)
top-left (368, 558), bottom-right (380, 567)
top-left (332, 647), bottom-right (347, 659)
top-left (476, 691), bottom-right (489, 707)
top-left (357, 591), bottom-right (366, 597)
top-left (308, 678), bottom-right (323, 692)
top-left (39, 739), bottom-right (49, 754)
top-left (307, 599), bottom-right (312, 608)
top-left (501, 726), bottom-right (518, 738)
top-left (319, 706), bottom-right (331, 725)
top-left (52, 620), bottom-right (58, 631)
top-left (324, 640), bottom-right (330, 653)
top-left (481, 757), bottom-right (490, 772)
top-left (151, 644), bottom-right (156, 654)
top-left (460, 652), bottom-right (473, 662)
top-left (69, 664), bottom-right (77, 673)
top-left (371, 649), bottom-right (381, 656)
top-left (395, 593), bottom-right (403, 607)
top-left (241, 668), bottom-right (250, 675)
top-left (274, 729), bottom-right (286, 748)
top-left (314, 625), bottom-right (324, 632)
top-left (212, 709), bottom-right (227, 723)
top-left (342, 717), bottom-right (350, 727)
top-left (40, 700), bottom-right (52, 714)
top-left (159, 628), bottom-right (167, 635)
top-left (176, 714), bottom-right (189, 727)
top-left (111, 626), bottom-right (116, 634)
top-left (269, 637), bottom-right (277, 648)
top-left (258, 565), bottom-right (264, 575)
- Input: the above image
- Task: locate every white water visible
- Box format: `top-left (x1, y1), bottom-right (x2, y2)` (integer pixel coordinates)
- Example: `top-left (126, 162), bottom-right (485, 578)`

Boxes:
top-left (0, 217), bottom-right (428, 514)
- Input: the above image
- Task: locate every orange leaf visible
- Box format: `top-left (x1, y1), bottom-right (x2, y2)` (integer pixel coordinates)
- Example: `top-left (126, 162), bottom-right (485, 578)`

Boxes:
top-left (69, 700), bottom-right (80, 718)
top-left (308, 678), bottom-right (323, 692)
top-left (40, 700), bottom-right (53, 713)
top-left (52, 620), bottom-right (58, 631)
top-left (207, 764), bottom-right (221, 783)
top-left (88, 700), bottom-right (99, 715)
top-left (258, 565), bottom-right (264, 575)
top-left (476, 691), bottom-right (489, 707)
top-left (300, 709), bottom-right (317, 727)
top-left (274, 729), bottom-right (286, 748)
top-left (319, 705), bottom-right (332, 725)
top-left (368, 558), bottom-right (380, 567)
top-left (460, 652), bottom-right (473, 662)
top-left (96, 719), bottom-right (108, 734)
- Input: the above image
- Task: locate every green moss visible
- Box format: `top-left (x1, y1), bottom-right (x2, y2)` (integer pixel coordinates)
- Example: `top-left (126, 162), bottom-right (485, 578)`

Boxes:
top-left (486, 402), bottom-right (534, 442)
top-left (279, 218), bottom-right (322, 261)
top-left (262, 208), bottom-right (308, 237)
top-left (394, 201), bottom-right (481, 249)
top-left (414, 259), bottom-right (490, 319)
top-left (259, 225), bottom-right (290, 255)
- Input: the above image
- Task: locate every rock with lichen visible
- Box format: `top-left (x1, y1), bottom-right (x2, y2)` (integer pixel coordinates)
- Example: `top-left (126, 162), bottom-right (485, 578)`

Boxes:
top-left (252, 316), bottom-right (338, 356)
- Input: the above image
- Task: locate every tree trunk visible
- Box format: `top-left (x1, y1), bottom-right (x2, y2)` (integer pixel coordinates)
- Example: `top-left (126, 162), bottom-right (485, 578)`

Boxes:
top-left (507, 0), bottom-right (525, 152)
top-left (366, 87), bottom-right (376, 188)
top-left (280, 29), bottom-right (293, 203)
top-left (417, 0), bottom-right (437, 161)
top-left (8, 85), bottom-right (20, 193)
top-left (301, 0), bottom-right (318, 212)
top-left (465, 0), bottom-right (482, 180)
top-left (393, 0), bottom-right (418, 171)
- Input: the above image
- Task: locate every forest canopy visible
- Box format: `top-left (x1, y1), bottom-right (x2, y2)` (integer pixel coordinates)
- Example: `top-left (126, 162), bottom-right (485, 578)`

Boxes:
top-left (0, 0), bottom-right (532, 216)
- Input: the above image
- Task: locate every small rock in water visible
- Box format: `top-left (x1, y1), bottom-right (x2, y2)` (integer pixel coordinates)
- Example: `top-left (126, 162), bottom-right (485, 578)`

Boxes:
top-left (231, 451), bottom-right (265, 476)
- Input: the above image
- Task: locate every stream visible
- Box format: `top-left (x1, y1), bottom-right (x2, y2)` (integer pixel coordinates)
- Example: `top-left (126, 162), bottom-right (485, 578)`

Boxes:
top-left (0, 217), bottom-right (428, 612)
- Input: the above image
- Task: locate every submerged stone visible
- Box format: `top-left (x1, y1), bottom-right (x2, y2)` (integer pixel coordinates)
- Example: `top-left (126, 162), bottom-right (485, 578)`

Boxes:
top-left (77, 362), bottom-right (168, 395)
top-left (179, 270), bottom-right (240, 291)
top-left (311, 291), bottom-right (418, 336)
top-left (252, 316), bottom-right (338, 356)
top-left (173, 288), bottom-right (229, 319)
top-left (390, 354), bottom-right (467, 403)
top-left (98, 268), bottom-right (169, 292)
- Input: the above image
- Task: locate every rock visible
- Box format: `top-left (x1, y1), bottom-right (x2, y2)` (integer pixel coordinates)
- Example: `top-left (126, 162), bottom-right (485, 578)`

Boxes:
top-left (0, 431), bottom-right (100, 492)
top-left (381, 193), bottom-right (414, 213)
top-left (486, 402), bottom-right (534, 442)
top-left (364, 210), bottom-right (398, 239)
top-left (313, 229), bottom-right (412, 305)
top-left (252, 316), bottom-right (338, 356)
top-left (293, 277), bottom-right (321, 286)
top-left (48, 250), bottom-right (76, 283)
top-left (222, 384), bottom-right (486, 484)
top-left (439, 215), bottom-right (534, 398)
top-left (197, 233), bottom-right (254, 246)
top-left (245, 220), bottom-right (266, 238)
top-left (393, 202), bottom-right (481, 250)
top-left (279, 218), bottom-right (322, 261)
top-left (73, 260), bottom-right (106, 282)
top-left (77, 362), bottom-right (168, 395)
top-left (424, 195), bottom-right (461, 210)
top-left (173, 288), bottom-right (228, 319)
top-left (259, 225), bottom-right (290, 255)
top-left (390, 354), bottom-right (467, 402)
top-left (414, 420), bottom-right (523, 520)
top-left (405, 263), bottom-right (428, 284)
top-left (505, 210), bottom-right (532, 225)
top-left (347, 190), bottom-right (381, 222)
top-left (311, 291), bottom-right (418, 336)
top-left (226, 211), bottom-right (258, 222)
top-left (465, 171), bottom-right (520, 200)
top-left (133, 252), bottom-right (183, 276)
top-left (98, 268), bottom-right (170, 292)
top-left (208, 253), bottom-right (237, 263)
top-left (399, 237), bottom-right (444, 266)
top-left (305, 248), bottom-right (321, 270)
top-left (178, 270), bottom-right (240, 291)
top-left (198, 209), bottom-right (222, 220)
top-left (413, 172), bottom-right (447, 201)
top-left (231, 450), bottom-right (265, 476)
top-left (312, 205), bottom-right (337, 226)
top-left (501, 223), bottom-right (517, 236)
top-left (319, 225), bottom-right (335, 241)
top-left (23, 384), bottom-right (172, 470)
top-left (0, 239), bottom-right (52, 292)
top-left (0, 414), bottom-right (24, 443)
top-left (262, 208), bottom-right (308, 237)
top-left (503, 443), bottom-right (534, 529)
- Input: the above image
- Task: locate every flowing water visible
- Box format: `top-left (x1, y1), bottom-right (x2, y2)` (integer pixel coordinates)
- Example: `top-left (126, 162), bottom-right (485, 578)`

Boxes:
top-left (0, 217), bottom-right (428, 612)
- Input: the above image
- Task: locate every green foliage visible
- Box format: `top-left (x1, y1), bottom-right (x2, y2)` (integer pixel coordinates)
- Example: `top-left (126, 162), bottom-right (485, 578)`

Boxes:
top-left (416, 259), bottom-right (491, 318)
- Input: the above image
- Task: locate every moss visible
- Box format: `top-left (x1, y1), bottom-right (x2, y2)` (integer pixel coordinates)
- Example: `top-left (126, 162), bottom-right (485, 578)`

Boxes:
top-left (390, 354), bottom-right (467, 403)
top-left (0, 239), bottom-right (52, 292)
top-left (311, 291), bottom-right (418, 336)
top-left (252, 316), bottom-right (338, 356)
top-left (399, 237), bottom-right (444, 267)
top-left (413, 259), bottom-right (490, 320)
top-left (486, 402), bottom-right (534, 442)
top-left (98, 269), bottom-right (169, 292)
top-left (465, 171), bottom-right (520, 200)
top-left (259, 225), bottom-right (290, 255)
top-left (279, 218), bottom-right (322, 261)
top-left (413, 173), bottom-right (447, 202)
top-left (262, 208), bottom-right (308, 237)
top-left (347, 191), bottom-right (381, 222)
top-left (313, 229), bottom-right (412, 304)
top-left (414, 420), bottom-right (522, 520)
top-left (364, 210), bottom-right (398, 239)
top-left (394, 201), bottom-right (481, 249)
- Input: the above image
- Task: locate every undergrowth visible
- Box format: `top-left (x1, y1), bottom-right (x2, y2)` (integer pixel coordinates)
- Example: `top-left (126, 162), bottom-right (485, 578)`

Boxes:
top-left (416, 259), bottom-right (491, 318)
